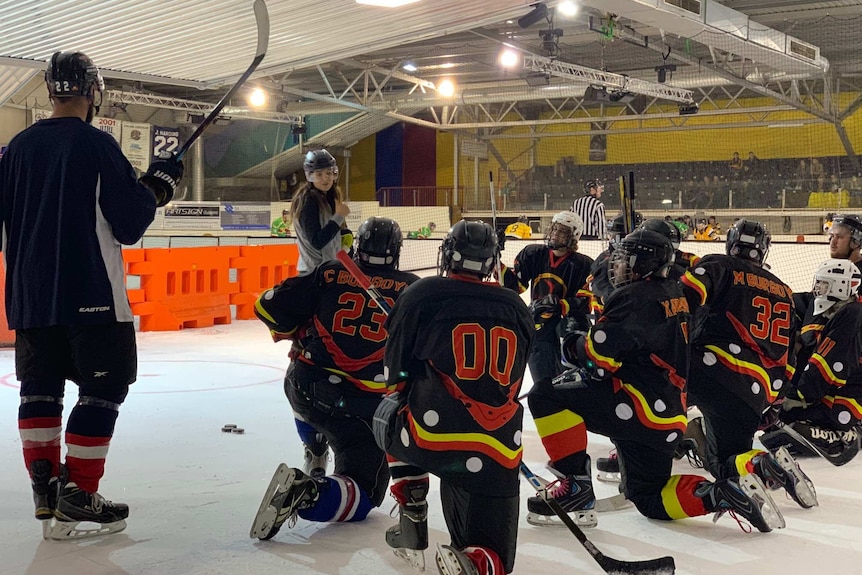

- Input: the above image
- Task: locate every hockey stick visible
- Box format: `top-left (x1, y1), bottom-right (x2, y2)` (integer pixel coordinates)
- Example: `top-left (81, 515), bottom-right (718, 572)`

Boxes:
top-left (627, 171), bottom-right (637, 232)
top-left (336, 250), bottom-right (392, 314)
top-left (489, 171), bottom-right (502, 280)
top-left (175, 0), bottom-right (270, 162)
top-left (520, 462), bottom-right (675, 575)
top-left (773, 421), bottom-right (858, 467)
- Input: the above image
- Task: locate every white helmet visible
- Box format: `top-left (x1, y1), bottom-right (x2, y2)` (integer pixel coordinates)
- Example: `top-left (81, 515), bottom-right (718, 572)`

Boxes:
top-left (813, 258), bottom-right (862, 315)
top-left (547, 211), bottom-right (584, 250)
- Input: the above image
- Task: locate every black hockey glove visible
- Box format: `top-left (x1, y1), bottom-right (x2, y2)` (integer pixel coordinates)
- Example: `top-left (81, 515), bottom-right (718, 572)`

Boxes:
top-left (560, 330), bottom-right (587, 368)
top-left (551, 367), bottom-right (590, 391)
top-left (530, 294), bottom-right (560, 326)
top-left (140, 152), bottom-right (184, 207)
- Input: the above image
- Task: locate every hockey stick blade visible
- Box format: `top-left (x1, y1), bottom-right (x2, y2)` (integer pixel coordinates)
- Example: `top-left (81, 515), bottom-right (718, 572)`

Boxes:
top-left (176, 0), bottom-right (270, 161)
top-left (774, 421), bottom-right (857, 467)
top-left (520, 462), bottom-right (675, 575)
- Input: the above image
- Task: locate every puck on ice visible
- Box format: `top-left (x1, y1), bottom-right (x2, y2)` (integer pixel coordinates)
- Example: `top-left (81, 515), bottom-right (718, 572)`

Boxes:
top-left (221, 424), bottom-right (238, 433)
top-left (231, 428), bottom-right (245, 434)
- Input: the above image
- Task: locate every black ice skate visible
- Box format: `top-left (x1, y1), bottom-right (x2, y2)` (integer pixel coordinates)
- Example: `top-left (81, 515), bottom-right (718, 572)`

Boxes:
top-left (752, 446), bottom-right (818, 508)
top-left (696, 475), bottom-right (785, 533)
top-left (303, 433), bottom-right (330, 479)
top-left (48, 482), bottom-right (129, 540)
top-left (526, 460), bottom-right (597, 528)
top-left (674, 408), bottom-right (706, 468)
top-left (386, 482), bottom-right (429, 571)
top-left (249, 464), bottom-right (322, 540)
top-left (30, 459), bottom-right (60, 521)
top-left (596, 450), bottom-right (620, 483)
top-left (435, 544), bottom-right (479, 575)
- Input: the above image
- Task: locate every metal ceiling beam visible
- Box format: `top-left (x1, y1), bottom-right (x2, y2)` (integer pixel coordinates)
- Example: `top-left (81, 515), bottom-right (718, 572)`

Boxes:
top-left (0, 56), bottom-right (206, 89)
top-left (523, 54), bottom-right (695, 104)
top-left (104, 90), bottom-right (302, 124)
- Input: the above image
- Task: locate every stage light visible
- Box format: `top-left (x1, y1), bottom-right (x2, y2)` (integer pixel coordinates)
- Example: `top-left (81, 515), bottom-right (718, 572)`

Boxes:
top-left (678, 102), bottom-right (700, 116)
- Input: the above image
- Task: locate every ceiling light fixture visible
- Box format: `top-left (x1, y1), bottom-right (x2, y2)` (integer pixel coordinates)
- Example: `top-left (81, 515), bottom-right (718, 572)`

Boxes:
top-left (402, 61), bottom-right (418, 72)
top-left (356, 0), bottom-right (421, 7)
top-left (437, 79), bottom-right (456, 98)
top-left (557, 0), bottom-right (579, 17)
top-left (499, 49), bottom-right (519, 68)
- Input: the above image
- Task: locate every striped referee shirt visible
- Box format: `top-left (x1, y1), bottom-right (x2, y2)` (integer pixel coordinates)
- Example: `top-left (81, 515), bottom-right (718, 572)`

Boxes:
top-left (571, 195), bottom-right (606, 239)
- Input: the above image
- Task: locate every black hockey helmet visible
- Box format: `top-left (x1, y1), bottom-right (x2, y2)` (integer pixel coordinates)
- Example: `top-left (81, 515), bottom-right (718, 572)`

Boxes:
top-left (726, 219), bottom-right (770, 264)
top-left (518, 214), bottom-right (529, 224)
top-left (640, 218), bottom-right (682, 249)
top-left (583, 179), bottom-right (602, 195)
top-left (356, 217), bottom-right (402, 268)
top-left (607, 211), bottom-right (644, 246)
top-left (439, 219), bottom-right (497, 278)
top-left (609, 229), bottom-right (675, 288)
top-left (45, 51), bottom-right (104, 98)
top-left (303, 149), bottom-right (338, 183)
top-left (831, 214), bottom-right (862, 246)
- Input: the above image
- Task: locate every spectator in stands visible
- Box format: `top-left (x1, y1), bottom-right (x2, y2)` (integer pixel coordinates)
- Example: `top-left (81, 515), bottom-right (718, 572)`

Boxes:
top-left (810, 158), bottom-right (826, 191)
top-left (692, 218), bottom-right (720, 241)
top-left (707, 215), bottom-right (721, 235)
top-left (571, 179), bottom-right (606, 240)
top-left (729, 151), bottom-right (743, 180)
top-left (794, 159), bottom-right (810, 191)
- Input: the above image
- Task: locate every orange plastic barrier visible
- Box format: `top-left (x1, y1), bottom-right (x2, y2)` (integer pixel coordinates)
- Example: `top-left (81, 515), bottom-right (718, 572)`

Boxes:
top-left (128, 246), bottom-right (240, 331)
top-left (0, 264), bottom-right (15, 347)
top-left (230, 244), bottom-right (300, 320)
top-left (122, 248), bottom-right (147, 305)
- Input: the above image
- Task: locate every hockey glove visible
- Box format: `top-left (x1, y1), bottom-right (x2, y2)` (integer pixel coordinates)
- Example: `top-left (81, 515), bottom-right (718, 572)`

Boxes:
top-left (551, 367), bottom-right (590, 391)
top-left (560, 330), bottom-right (588, 368)
top-left (140, 152), bottom-right (184, 207)
top-left (530, 294), bottom-right (561, 326)
top-left (496, 228), bottom-right (507, 252)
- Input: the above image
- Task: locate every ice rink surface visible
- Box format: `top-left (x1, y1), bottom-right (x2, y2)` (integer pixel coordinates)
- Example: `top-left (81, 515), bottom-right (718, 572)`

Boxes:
top-left (1, 319), bottom-right (861, 575)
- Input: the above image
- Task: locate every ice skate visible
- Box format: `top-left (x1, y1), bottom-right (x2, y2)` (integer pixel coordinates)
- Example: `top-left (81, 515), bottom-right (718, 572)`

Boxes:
top-left (45, 482), bottom-right (128, 541)
top-left (674, 407), bottom-right (706, 468)
top-left (526, 460), bottom-right (597, 528)
top-left (387, 482), bottom-right (429, 571)
top-left (697, 475), bottom-right (785, 533)
top-left (303, 434), bottom-right (330, 479)
top-left (250, 464), bottom-right (321, 540)
top-left (30, 459), bottom-right (60, 521)
top-left (596, 449), bottom-right (620, 482)
top-left (435, 544), bottom-right (479, 575)
top-left (753, 446), bottom-right (818, 508)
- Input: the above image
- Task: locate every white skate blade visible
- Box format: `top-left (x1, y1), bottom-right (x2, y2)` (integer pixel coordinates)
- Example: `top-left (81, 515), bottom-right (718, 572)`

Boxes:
top-left (250, 463), bottom-right (292, 539)
top-left (526, 508), bottom-right (598, 528)
top-left (596, 470), bottom-right (621, 483)
top-left (393, 547), bottom-right (426, 572)
top-left (435, 544), bottom-right (477, 575)
top-left (773, 446), bottom-right (818, 508)
top-left (594, 493), bottom-right (632, 512)
top-left (44, 518), bottom-right (127, 541)
top-left (739, 474), bottom-right (786, 530)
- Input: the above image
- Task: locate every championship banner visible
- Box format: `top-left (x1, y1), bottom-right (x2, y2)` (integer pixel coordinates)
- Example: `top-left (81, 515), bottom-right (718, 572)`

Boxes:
top-left (94, 117), bottom-right (122, 142)
top-left (120, 122), bottom-right (152, 173)
top-left (153, 126), bottom-right (180, 159)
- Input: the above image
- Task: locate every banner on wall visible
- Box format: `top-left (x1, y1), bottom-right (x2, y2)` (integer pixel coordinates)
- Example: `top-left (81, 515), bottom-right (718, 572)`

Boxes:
top-left (120, 122), bottom-right (153, 173)
top-left (220, 202), bottom-right (270, 230)
top-left (152, 126), bottom-right (180, 159)
top-left (163, 202), bottom-right (221, 231)
top-left (94, 117), bottom-right (122, 142)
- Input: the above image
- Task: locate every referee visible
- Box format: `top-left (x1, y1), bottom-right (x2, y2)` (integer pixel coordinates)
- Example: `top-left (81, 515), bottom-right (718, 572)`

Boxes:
top-left (571, 179), bottom-right (606, 240)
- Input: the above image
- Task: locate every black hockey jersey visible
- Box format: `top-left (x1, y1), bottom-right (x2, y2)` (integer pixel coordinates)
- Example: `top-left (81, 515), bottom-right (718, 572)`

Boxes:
top-left (795, 301), bottom-right (862, 421)
top-left (255, 261), bottom-right (419, 394)
top-left (577, 277), bottom-right (690, 437)
top-left (589, 248), bottom-right (699, 306)
top-left (681, 254), bottom-right (795, 410)
top-left (505, 244), bottom-right (593, 342)
top-left (384, 274), bottom-right (534, 496)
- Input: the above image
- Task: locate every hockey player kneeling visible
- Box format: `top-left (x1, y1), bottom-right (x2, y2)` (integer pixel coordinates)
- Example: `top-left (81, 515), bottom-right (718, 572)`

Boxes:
top-left (529, 229), bottom-right (785, 533)
top-left (249, 217), bottom-right (419, 541)
top-left (761, 258), bottom-right (862, 466)
top-left (681, 219), bottom-right (818, 513)
top-left (377, 220), bottom-right (534, 575)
